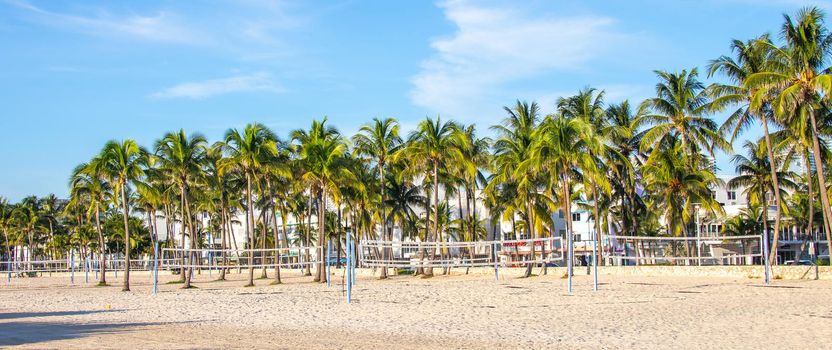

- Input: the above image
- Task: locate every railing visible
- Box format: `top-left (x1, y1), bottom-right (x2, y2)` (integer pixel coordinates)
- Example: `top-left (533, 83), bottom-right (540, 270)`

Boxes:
top-left (160, 247), bottom-right (318, 269)
top-left (603, 234), bottom-right (763, 266)
top-left (359, 237), bottom-right (564, 268)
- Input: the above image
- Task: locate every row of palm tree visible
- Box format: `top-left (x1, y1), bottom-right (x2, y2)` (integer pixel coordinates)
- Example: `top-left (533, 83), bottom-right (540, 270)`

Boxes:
top-left (3, 7), bottom-right (832, 290)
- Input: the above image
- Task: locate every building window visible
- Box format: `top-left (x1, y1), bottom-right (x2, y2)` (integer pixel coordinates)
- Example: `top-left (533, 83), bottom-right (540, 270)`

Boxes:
top-left (572, 213), bottom-right (581, 222)
top-left (558, 209), bottom-right (564, 219)
top-left (727, 191), bottom-right (736, 200)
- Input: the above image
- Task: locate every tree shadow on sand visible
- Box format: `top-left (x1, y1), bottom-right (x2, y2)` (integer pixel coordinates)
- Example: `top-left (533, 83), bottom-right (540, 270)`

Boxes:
top-left (0, 310), bottom-right (125, 320)
top-left (0, 310), bottom-right (186, 347)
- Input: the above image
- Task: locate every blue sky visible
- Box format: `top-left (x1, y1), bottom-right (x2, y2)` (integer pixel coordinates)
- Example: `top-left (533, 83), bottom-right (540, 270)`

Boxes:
top-left (0, 0), bottom-right (829, 201)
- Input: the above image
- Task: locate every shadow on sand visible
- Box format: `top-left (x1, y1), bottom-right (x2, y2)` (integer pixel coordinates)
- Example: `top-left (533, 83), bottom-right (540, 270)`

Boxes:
top-left (0, 310), bottom-right (175, 347)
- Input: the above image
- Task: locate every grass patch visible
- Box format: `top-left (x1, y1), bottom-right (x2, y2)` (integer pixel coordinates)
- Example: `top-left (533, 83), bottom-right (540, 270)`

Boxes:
top-left (560, 273), bottom-right (569, 279)
top-left (773, 274), bottom-right (784, 280)
top-left (269, 280), bottom-right (282, 286)
top-left (243, 283), bottom-right (256, 287)
top-left (181, 285), bottom-right (199, 289)
top-left (165, 280), bottom-right (185, 285)
top-left (95, 282), bottom-right (109, 287)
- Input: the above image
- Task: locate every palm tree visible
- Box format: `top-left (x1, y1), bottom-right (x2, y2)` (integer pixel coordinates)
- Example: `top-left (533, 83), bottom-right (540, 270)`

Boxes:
top-left (709, 34), bottom-right (788, 266)
top-left (0, 198), bottom-right (12, 266)
top-left (642, 136), bottom-right (723, 260)
top-left (352, 117), bottom-right (401, 279)
top-left (155, 129), bottom-right (207, 288)
top-left (398, 117), bottom-right (462, 276)
top-left (220, 123), bottom-right (278, 287)
top-left (99, 139), bottom-right (147, 291)
top-left (728, 140), bottom-right (796, 260)
top-left (292, 118), bottom-right (353, 283)
top-left (70, 159), bottom-right (112, 285)
top-left (605, 101), bottom-right (647, 239)
top-left (746, 7), bottom-right (832, 263)
top-left (488, 101), bottom-right (541, 274)
top-left (558, 87), bottom-right (613, 263)
top-left (527, 114), bottom-right (604, 276)
top-left (640, 68), bottom-right (731, 161)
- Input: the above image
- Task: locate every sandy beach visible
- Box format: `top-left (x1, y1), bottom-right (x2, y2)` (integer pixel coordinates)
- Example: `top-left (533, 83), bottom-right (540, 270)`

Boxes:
top-left (0, 269), bottom-right (830, 349)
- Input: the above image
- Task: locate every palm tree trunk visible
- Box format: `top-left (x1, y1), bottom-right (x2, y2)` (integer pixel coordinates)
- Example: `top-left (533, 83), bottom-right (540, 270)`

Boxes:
top-left (219, 203), bottom-right (228, 281)
top-left (427, 163), bottom-right (440, 277)
top-left (804, 153), bottom-right (816, 254)
top-left (317, 189), bottom-right (327, 283)
top-left (380, 163), bottom-right (388, 279)
top-left (94, 205), bottom-right (107, 285)
top-left (183, 185), bottom-right (196, 288)
top-left (120, 183), bottom-right (131, 292)
top-left (761, 117), bottom-right (784, 265)
top-left (260, 208), bottom-right (268, 279)
top-left (562, 171), bottom-right (574, 274)
top-left (305, 192), bottom-right (313, 276)
top-left (268, 181), bottom-right (282, 285)
top-left (524, 198), bottom-right (535, 278)
top-left (592, 183), bottom-right (604, 266)
top-left (245, 171), bottom-right (256, 287)
top-left (808, 108), bottom-right (832, 262)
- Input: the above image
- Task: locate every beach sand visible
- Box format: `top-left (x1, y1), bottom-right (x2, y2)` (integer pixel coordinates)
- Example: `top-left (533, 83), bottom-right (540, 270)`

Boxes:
top-left (0, 268), bottom-right (830, 349)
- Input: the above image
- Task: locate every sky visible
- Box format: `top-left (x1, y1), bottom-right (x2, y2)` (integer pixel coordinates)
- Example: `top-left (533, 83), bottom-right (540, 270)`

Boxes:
top-left (0, 0), bottom-right (830, 202)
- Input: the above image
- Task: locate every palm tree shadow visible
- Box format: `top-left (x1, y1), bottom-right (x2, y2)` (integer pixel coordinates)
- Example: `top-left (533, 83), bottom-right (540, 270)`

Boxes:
top-left (0, 309), bottom-right (126, 320)
top-left (0, 311), bottom-right (187, 347)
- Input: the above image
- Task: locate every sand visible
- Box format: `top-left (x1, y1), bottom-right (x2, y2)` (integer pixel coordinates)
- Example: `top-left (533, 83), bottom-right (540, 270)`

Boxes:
top-left (0, 268), bottom-right (830, 349)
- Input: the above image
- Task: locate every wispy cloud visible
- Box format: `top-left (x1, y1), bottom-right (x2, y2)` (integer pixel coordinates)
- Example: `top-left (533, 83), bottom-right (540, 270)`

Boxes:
top-left (149, 73), bottom-right (283, 99)
top-left (410, 0), bottom-right (635, 118)
top-left (4, 0), bottom-right (203, 44)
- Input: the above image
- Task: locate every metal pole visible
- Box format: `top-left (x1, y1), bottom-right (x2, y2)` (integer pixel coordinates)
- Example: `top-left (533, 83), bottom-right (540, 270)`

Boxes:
top-left (696, 206), bottom-right (702, 267)
top-left (493, 242), bottom-right (499, 282)
top-left (762, 232), bottom-right (771, 285)
top-left (153, 242), bottom-right (159, 295)
top-left (326, 239), bottom-right (331, 287)
top-left (351, 240), bottom-right (356, 286)
top-left (347, 238), bottom-right (352, 304)
top-left (71, 251), bottom-right (75, 285)
top-left (592, 230), bottom-right (598, 291)
top-left (567, 229), bottom-right (573, 294)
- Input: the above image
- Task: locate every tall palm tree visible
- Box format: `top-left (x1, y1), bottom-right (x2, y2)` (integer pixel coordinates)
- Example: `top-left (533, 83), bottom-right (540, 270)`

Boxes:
top-left (155, 129), bottom-right (207, 288)
top-left (527, 114), bottom-right (604, 276)
top-left (640, 68), bottom-right (731, 161)
top-left (488, 102), bottom-right (541, 263)
top-left (709, 34), bottom-right (788, 265)
top-left (642, 136), bottom-right (723, 253)
top-left (352, 117), bottom-right (401, 279)
top-left (99, 139), bottom-right (147, 291)
top-left (220, 123), bottom-right (277, 287)
top-left (746, 7), bottom-right (832, 263)
top-left (292, 118), bottom-right (353, 283)
top-left (558, 87), bottom-right (613, 263)
top-left (728, 140), bottom-right (796, 259)
top-left (0, 198), bottom-right (12, 266)
top-left (70, 159), bottom-right (111, 285)
top-left (605, 101), bottom-right (647, 239)
top-left (398, 117), bottom-right (462, 276)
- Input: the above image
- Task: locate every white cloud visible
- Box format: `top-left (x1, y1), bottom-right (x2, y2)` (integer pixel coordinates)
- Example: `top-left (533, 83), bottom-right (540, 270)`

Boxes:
top-left (150, 73), bottom-right (283, 99)
top-left (410, 0), bottom-right (634, 118)
top-left (4, 0), bottom-right (203, 44)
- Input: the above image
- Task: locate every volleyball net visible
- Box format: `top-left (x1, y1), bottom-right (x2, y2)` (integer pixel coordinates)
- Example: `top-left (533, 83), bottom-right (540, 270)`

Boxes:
top-left (603, 234), bottom-right (764, 266)
top-left (359, 237), bottom-right (565, 268)
top-left (1, 257), bottom-right (175, 275)
top-left (160, 246), bottom-right (318, 270)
